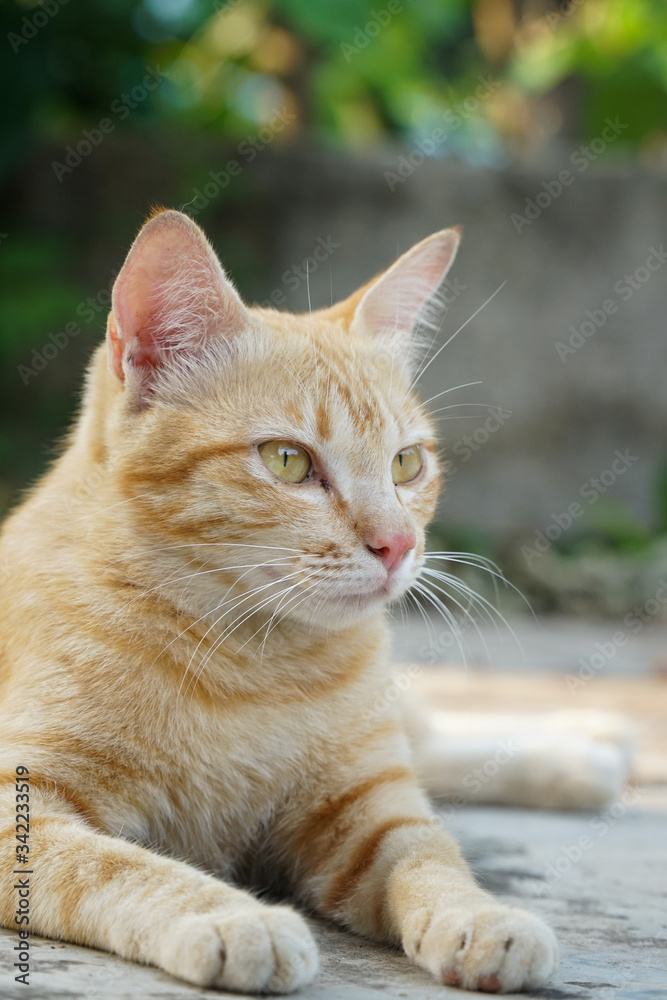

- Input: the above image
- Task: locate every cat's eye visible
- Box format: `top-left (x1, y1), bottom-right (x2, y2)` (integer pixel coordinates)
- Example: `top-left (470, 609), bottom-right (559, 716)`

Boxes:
top-left (259, 440), bottom-right (312, 484)
top-left (392, 446), bottom-right (423, 484)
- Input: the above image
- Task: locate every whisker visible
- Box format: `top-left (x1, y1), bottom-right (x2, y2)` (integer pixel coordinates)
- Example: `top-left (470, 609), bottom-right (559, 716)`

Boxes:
top-left (244, 576), bottom-right (322, 659)
top-left (178, 574), bottom-right (306, 699)
top-left (427, 550), bottom-right (504, 573)
top-left (105, 540), bottom-right (305, 568)
top-left (404, 586), bottom-right (437, 652)
top-left (189, 573), bottom-right (318, 693)
top-left (424, 552), bottom-right (534, 617)
top-left (422, 567), bottom-right (525, 658)
top-left (410, 326), bottom-right (443, 388)
top-left (114, 557), bottom-right (292, 614)
top-left (255, 571), bottom-right (314, 660)
top-left (411, 579), bottom-right (473, 668)
top-left (263, 578), bottom-right (321, 637)
top-left (410, 281), bottom-right (507, 390)
top-left (179, 568), bottom-right (307, 693)
top-left (273, 351), bottom-right (310, 403)
top-left (230, 570), bottom-right (318, 652)
top-left (428, 402), bottom-right (505, 416)
top-left (393, 590), bottom-right (409, 636)
top-left (75, 493), bottom-right (150, 521)
top-left (421, 570), bottom-right (495, 633)
top-left (165, 568), bottom-right (303, 690)
top-left (434, 414), bottom-right (496, 422)
top-left (420, 381), bottom-right (483, 407)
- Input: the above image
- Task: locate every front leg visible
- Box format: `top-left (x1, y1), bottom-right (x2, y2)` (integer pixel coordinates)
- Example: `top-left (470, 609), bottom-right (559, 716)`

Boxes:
top-left (284, 726), bottom-right (558, 993)
top-left (387, 829), bottom-right (558, 992)
top-left (0, 782), bottom-right (317, 994)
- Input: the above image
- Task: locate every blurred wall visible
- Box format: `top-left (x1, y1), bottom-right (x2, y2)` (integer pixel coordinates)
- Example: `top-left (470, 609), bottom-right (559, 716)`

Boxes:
top-left (4, 139), bottom-right (666, 542)
top-left (253, 149), bottom-right (667, 542)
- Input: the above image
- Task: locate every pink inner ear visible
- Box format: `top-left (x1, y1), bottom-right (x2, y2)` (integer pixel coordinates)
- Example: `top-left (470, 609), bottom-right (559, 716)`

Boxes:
top-left (355, 229), bottom-right (460, 340)
top-left (108, 210), bottom-right (245, 388)
top-left (122, 252), bottom-right (180, 353)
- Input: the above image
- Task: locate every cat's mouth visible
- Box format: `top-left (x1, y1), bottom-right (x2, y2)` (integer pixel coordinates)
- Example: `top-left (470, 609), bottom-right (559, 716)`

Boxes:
top-left (257, 556), bottom-right (416, 626)
top-left (339, 573), bottom-right (412, 605)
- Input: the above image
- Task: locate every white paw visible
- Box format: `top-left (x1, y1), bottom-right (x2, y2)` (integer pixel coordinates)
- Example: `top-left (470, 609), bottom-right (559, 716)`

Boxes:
top-left (403, 899), bottom-right (558, 993)
top-left (527, 737), bottom-right (630, 810)
top-left (159, 903), bottom-right (319, 993)
top-left (550, 709), bottom-right (637, 755)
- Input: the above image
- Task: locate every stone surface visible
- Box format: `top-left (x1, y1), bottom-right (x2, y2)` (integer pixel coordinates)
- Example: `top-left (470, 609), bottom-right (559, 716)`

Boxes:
top-left (1, 803), bottom-right (665, 1000)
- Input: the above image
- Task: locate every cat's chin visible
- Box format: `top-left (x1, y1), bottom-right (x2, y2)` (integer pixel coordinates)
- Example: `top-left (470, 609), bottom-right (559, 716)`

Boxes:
top-left (286, 601), bottom-right (384, 632)
top-left (281, 581), bottom-right (409, 632)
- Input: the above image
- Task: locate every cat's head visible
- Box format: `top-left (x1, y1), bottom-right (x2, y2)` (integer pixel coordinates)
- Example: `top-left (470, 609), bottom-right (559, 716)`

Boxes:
top-left (104, 209), bottom-right (460, 631)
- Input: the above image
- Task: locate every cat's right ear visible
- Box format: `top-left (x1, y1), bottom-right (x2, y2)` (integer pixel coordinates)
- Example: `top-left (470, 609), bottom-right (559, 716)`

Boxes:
top-left (107, 209), bottom-right (247, 406)
top-left (349, 227), bottom-right (461, 361)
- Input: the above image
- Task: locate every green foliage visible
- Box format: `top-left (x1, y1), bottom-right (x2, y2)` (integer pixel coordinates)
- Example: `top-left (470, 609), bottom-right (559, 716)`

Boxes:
top-left (553, 498), bottom-right (656, 557)
top-left (1, 0), bottom-right (666, 178)
top-left (0, 235), bottom-right (100, 511)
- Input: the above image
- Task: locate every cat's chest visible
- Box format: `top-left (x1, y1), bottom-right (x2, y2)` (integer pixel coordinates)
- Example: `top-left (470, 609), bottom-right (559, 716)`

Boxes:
top-left (134, 692), bottom-right (351, 864)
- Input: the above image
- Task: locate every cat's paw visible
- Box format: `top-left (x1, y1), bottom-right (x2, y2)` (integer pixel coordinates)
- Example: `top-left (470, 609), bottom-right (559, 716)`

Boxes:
top-left (545, 739), bottom-right (629, 810)
top-left (159, 903), bottom-right (319, 993)
top-left (403, 900), bottom-right (558, 993)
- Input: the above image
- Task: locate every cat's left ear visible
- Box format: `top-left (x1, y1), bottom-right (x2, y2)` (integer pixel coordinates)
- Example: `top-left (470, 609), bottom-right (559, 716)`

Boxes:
top-left (107, 208), bottom-right (247, 405)
top-left (351, 227), bottom-right (461, 352)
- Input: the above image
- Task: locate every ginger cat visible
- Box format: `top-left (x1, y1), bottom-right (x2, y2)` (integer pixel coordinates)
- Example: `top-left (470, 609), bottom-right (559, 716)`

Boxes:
top-left (0, 210), bottom-right (560, 993)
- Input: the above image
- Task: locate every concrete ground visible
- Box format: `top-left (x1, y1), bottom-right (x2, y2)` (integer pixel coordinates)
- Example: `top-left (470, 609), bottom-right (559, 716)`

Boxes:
top-left (2, 615), bottom-right (666, 1000)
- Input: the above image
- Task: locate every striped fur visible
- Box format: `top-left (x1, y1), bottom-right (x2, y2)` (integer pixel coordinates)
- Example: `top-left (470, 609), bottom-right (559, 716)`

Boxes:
top-left (0, 211), bottom-right (557, 993)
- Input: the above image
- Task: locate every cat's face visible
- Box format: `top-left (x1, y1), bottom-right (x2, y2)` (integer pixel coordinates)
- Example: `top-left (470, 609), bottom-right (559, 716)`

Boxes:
top-left (107, 211), bottom-right (459, 632)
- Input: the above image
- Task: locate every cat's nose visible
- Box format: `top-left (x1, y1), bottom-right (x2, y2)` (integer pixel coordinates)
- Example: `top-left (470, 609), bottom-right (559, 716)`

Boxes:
top-left (367, 532), bottom-right (416, 573)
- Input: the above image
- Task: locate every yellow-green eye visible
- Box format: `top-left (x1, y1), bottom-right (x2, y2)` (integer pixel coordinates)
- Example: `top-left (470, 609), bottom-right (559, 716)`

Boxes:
top-left (392, 446), bottom-right (422, 484)
top-left (259, 440), bottom-right (312, 484)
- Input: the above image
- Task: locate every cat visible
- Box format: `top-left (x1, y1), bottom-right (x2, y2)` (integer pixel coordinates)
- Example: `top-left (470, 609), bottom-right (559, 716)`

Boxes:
top-left (1, 207), bottom-right (626, 994)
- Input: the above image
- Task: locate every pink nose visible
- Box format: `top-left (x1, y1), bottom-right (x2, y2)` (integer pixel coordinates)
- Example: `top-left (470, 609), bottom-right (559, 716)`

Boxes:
top-left (367, 532), bottom-right (416, 574)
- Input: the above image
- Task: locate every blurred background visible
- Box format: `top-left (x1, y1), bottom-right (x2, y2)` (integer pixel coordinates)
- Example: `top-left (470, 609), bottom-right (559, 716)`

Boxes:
top-left (1, 0), bottom-right (666, 669)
